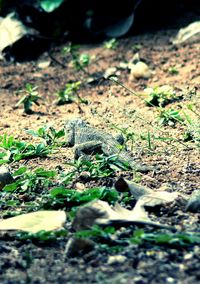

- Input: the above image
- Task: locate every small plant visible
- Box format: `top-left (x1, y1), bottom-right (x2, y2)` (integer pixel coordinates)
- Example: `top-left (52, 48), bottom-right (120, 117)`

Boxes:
top-left (183, 106), bottom-right (200, 145)
top-left (26, 125), bottom-right (65, 146)
top-left (63, 44), bottom-right (91, 74)
top-left (132, 44), bottom-right (142, 52)
top-left (144, 85), bottom-right (177, 107)
top-left (104, 38), bottom-right (118, 50)
top-left (157, 108), bottom-right (184, 126)
top-left (3, 166), bottom-right (57, 193)
top-left (0, 134), bottom-right (51, 164)
top-left (70, 153), bottom-right (129, 178)
top-left (45, 186), bottom-right (118, 209)
top-left (16, 84), bottom-right (42, 114)
top-left (168, 66), bottom-right (179, 75)
top-left (56, 81), bottom-right (87, 105)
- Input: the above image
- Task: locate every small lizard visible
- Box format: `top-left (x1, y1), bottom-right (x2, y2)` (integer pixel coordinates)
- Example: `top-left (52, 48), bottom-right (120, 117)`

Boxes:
top-left (65, 118), bottom-right (152, 172)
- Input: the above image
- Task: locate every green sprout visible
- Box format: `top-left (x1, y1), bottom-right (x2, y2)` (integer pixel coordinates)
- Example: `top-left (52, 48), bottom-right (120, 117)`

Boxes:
top-left (157, 108), bottom-right (184, 126)
top-left (144, 85), bottom-right (176, 107)
top-left (104, 38), bottom-right (118, 50)
top-left (56, 81), bottom-right (87, 105)
top-left (15, 84), bottom-right (42, 114)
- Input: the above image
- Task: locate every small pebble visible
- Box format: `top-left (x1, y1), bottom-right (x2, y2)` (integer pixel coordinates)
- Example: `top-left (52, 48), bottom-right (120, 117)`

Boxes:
top-left (107, 255), bottom-right (127, 265)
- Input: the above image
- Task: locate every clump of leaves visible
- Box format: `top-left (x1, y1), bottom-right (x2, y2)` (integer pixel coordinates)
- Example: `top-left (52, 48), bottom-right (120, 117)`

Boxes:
top-left (15, 84), bottom-right (42, 114)
top-left (70, 154), bottom-right (129, 178)
top-left (144, 85), bottom-right (176, 107)
top-left (45, 186), bottom-right (118, 209)
top-left (3, 166), bottom-right (57, 193)
top-left (157, 108), bottom-right (184, 126)
top-left (56, 81), bottom-right (87, 105)
top-left (0, 134), bottom-right (50, 164)
top-left (104, 38), bottom-right (118, 49)
top-left (26, 125), bottom-right (65, 146)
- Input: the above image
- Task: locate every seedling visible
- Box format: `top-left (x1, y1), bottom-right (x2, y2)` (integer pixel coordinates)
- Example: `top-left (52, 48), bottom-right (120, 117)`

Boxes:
top-left (132, 44), bottom-right (142, 52)
top-left (168, 66), bottom-right (179, 75)
top-left (104, 38), bottom-right (118, 49)
top-left (16, 84), bottom-right (42, 114)
top-left (26, 125), bottom-right (65, 146)
top-left (56, 81), bottom-right (87, 105)
top-left (157, 108), bottom-right (184, 126)
top-left (63, 44), bottom-right (91, 74)
top-left (144, 85), bottom-right (177, 107)
top-left (183, 108), bottom-right (200, 145)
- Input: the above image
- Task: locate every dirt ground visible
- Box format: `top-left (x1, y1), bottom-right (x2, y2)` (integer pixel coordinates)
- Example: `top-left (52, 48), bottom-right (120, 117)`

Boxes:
top-left (0, 11), bottom-right (200, 284)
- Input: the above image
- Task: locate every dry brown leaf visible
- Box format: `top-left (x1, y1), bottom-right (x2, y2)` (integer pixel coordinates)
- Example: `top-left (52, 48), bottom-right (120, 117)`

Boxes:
top-left (115, 177), bottom-right (179, 206)
top-left (72, 200), bottom-right (172, 231)
top-left (0, 13), bottom-right (28, 59)
top-left (172, 21), bottom-right (200, 45)
top-left (0, 210), bottom-right (66, 233)
top-left (139, 191), bottom-right (179, 207)
top-left (115, 177), bottom-right (152, 199)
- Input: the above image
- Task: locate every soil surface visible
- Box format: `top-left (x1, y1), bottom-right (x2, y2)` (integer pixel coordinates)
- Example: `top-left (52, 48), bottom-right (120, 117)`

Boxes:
top-left (0, 12), bottom-right (200, 284)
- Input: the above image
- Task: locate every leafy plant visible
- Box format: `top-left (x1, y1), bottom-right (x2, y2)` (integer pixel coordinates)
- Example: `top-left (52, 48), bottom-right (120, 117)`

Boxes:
top-left (70, 154), bottom-right (129, 178)
top-left (0, 134), bottom-right (50, 164)
top-left (56, 81), bottom-right (87, 105)
top-left (157, 108), bottom-right (184, 126)
top-left (104, 38), bottom-right (118, 49)
top-left (144, 85), bottom-right (176, 107)
top-left (45, 186), bottom-right (118, 209)
top-left (63, 44), bottom-right (91, 74)
top-left (3, 167), bottom-right (57, 193)
top-left (26, 125), bottom-right (65, 146)
top-left (16, 84), bottom-right (42, 114)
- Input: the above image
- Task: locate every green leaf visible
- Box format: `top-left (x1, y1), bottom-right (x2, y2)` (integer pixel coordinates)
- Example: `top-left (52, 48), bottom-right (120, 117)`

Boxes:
top-left (40, 0), bottom-right (65, 12)
top-left (13, 167), bottom-right (27, 176)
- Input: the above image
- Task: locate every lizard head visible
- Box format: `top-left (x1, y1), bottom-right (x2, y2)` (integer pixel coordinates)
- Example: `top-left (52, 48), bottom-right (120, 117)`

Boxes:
top-left (65, 118), bottom-right (87, 146)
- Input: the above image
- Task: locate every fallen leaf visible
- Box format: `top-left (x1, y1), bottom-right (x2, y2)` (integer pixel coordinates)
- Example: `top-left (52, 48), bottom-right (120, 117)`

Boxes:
top-left (115, 177), bottom-right (152, 198)
top-left (138, 191), bottom-right (179, 207)
top-left (0, 13), bottom-right (28, 59)
top-left (172, 21), bottom-right (200, 45)
top-left (72, 200), bottom-right (172, 231)
top-left (115, 177), bottom-right (179, 205)
top-left (0, 211), bottom-right (66, 233)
